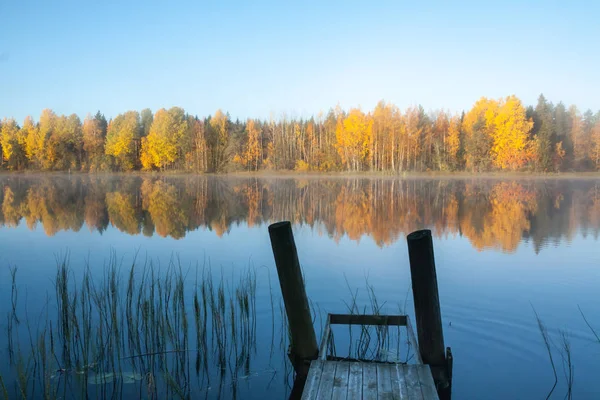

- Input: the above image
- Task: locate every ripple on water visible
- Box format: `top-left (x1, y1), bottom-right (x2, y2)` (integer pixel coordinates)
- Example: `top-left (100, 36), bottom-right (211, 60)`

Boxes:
top-left (443, 302), bottom-right (597, 364)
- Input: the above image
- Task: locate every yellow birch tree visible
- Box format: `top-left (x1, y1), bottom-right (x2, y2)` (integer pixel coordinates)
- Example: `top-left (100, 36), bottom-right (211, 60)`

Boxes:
top-left (447, 115), bottom-right (462, 170)
top-left (491, 96), bottom-right (534, 170)
top-left (335, 108), bottom-right (372, 171)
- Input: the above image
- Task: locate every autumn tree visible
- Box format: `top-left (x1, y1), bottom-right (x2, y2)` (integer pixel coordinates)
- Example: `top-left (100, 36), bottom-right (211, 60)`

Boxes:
top-left (46, 115), bottom-right (66, 169)
top-left (431, 110), bottom-right (450, 170)
top-left (320, 108), bottom-right (343, 171)
top-left (0, 95), bottom-right (599, 173)
top-left (490, 95), bottom-right (533, 170)
top-left (234, 119), bottom-right (261, 171)
top-left (591, 117), bottom-right (600, 169)
top-left (446, 115), bottom-right (463, 170)
top-left (372, 101), bottom-right (403, 171)
top-left (83, 113), bottom-right (106, 170)
top-left (17, 118), bottom-right (35, 170)
top-left (48, 114), bottom-right (83, 170)
top-left (105, 111), bottom-right (140, 171)
top-left (272, 115), bottom-right (296, 170)
top-left (402, 106), bottom-right (431, 170)
top-left (293, 122), bottom-right (309, 171)
top-left (207, 110), bottom-right (230, 172)
top-left (305, 120), bottom-right (317, 169)
top-left (335, 108), bottom-right (372, 171)
top-left (462, 98), bottom-right (497, 171)
top-left (1, 118), bottom-right (26, 170)
top-left (26, 109), bottom-right (57, 169)
top-left (371, 101), bottom-right (388, 171)
top-left (140, 107), bottom-right (189, 170)
top-left (178, 116), bottom-right (207, 172)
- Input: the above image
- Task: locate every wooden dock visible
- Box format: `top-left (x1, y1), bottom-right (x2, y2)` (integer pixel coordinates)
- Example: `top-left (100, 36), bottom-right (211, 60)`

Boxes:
top-left (268, 223), bottom-right (451, 400)
top-left (302, 361), bottom-right (438, 400)
top-left (301, 313), bottom-right (439, 399)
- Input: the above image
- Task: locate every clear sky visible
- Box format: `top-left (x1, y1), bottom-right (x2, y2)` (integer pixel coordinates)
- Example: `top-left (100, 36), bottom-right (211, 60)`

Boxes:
top-left (1, 0), bottom-right (598, 122)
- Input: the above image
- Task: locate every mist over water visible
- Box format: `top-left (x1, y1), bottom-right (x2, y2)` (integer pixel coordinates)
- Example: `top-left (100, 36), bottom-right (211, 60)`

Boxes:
top-left (1, 174), bottom-right (600, 399)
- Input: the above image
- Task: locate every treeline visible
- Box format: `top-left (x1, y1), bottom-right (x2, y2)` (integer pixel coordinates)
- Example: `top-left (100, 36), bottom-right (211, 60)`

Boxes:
top-left (1, 95), bottom-right (600, 172)
top-left (2, 176), bottom-right (599, 253)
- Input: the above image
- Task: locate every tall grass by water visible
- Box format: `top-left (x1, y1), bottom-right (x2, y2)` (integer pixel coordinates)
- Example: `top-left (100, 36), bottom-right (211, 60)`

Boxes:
top-left (1, 254), bottom-right (285, 400)
top-left (322, 276), bottom-right (416, 364)
top-left (532, 304), bottom-right (600, 400)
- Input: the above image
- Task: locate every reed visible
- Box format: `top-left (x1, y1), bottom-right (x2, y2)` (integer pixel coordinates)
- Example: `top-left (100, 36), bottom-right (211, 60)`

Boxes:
top-left (0, 374), bottom-right (8, 400)
top-left (335, 276), bottom-right (410, 363)
top-left (533, 307), bottom-right (558, 400)
top-left (2, 255), bottom-right (275, 399)
top-left (532, 306), bottom-right (578, 400)
top-left (559, 330), bottom-right (573, 400)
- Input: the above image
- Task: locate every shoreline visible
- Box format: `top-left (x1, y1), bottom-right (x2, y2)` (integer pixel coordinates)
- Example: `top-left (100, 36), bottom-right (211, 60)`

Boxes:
top-left (1, 169), bottom-right (600, 180)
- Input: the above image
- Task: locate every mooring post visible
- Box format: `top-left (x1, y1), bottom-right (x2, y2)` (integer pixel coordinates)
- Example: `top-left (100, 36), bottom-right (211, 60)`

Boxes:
top-left (407, 229), bottom-right (452, 399)
top-left (268, 221), bottom-right (318, 378)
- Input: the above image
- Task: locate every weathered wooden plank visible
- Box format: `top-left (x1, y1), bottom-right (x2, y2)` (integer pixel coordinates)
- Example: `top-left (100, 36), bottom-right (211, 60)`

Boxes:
top-left (376, 363), bottom-right (394, 400)
top-left (416, 365), bottom-right (439, 400)
top-left (329, 314), bottom-right (408, 326)
top-left (269, 221), bottom-right (318, 375)
top-left (347, 362), bottom-right (363, 399)
top-left (317, 361), bottom-right (337, 398)
top-left (407, 230), bottom-right (446, 369)
top-left (362, 362), bottom-right (378, 400)
top-left (302, 361), bottom-right (437, 400)
top-left (403, 365), bottom-right (423, 400)
top-left (391, 363), bottom-right (408, 400)
top-left (318, 315), bottom-right (332, 360)
top-left (331, 361), bottom-right (350, 400)
top-left (405, 318), bottom-right (423, 364)
top-left (301, 360), bottom-right (324, 400)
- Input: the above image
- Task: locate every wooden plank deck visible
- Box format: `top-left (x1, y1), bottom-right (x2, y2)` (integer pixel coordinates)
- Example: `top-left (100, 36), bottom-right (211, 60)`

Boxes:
top-left (301, 360), bottom-right (439, 400)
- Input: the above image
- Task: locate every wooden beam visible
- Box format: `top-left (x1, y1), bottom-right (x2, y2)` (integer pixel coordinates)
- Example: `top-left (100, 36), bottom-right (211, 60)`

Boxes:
top-left (405, 316), bottom-right (423, 364)
top-left (329, 314), bottom-right (408, 326)
top-left (318, 314), bottom-right (331, 360)
top-left (269, 221), bottom-right (318, 376)
top-left (407, 229), bottom-right (451, 399)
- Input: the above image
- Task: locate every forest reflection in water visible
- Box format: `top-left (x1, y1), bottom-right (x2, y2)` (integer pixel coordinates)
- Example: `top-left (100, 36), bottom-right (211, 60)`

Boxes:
top-left (1, 174), bottom-right (600, 253)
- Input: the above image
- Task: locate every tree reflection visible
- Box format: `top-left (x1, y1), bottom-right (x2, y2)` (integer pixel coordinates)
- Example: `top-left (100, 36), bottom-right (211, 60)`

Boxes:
top-left (2, 175), bottom-right (600, 253)
top-left (106, 192), bottom-right (140, 235)
top-left (141, 179), bottom-right (187, 238)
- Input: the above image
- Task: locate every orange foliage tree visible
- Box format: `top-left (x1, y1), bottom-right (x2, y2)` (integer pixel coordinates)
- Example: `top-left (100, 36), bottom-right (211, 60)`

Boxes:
top-left (335, 109), bottom-right (373, 171)
top-left (490, 96), bottom-right (534, 170)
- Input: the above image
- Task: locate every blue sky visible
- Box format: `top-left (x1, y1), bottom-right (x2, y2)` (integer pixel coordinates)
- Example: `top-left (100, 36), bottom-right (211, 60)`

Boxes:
top-left (1, 0), bottom-right (598, 122)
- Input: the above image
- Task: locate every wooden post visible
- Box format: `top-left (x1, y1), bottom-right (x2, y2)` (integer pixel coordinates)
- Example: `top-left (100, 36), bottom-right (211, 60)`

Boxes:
top-left (269, 221), bottom-right (318, 377)
top-left (407, 229), bottom-right (451, 398)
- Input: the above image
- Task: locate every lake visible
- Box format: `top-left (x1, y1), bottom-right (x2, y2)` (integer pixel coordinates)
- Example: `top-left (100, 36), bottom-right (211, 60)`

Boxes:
top-left (1, 174), bottom-right (599, 399)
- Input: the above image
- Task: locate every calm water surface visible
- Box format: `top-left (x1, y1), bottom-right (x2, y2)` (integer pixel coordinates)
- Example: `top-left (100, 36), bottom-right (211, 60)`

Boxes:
top-left (1, 174), bottom-right (600, 399)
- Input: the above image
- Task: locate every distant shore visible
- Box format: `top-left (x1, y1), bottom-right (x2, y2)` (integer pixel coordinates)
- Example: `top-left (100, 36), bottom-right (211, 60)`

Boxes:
top-left (222, 170), bottom-right (600, 180)
top-left (2, 169), bottom-right (600, 180)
